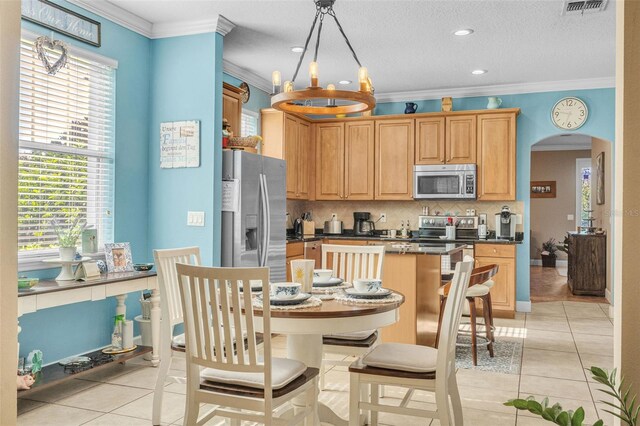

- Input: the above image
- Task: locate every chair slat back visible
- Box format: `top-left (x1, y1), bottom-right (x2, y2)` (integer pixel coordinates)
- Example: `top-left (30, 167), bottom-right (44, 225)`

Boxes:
top-left (321, 244), bottom-right (385, 282)
top-left (175, 264), bottom-right (270, 377)
top-left (153, 247), bottom-right (201, 328)
top-left (437, 260), bottom-right (474, 375)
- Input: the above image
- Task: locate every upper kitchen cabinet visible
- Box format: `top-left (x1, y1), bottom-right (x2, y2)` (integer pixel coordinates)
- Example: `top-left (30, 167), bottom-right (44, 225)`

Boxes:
top-left (375, 119), bottom-right (415, 200)
top-left (415, 117), bottom-right (445, 165)
top-left (315, 122), bottom-right (345, 200)
top-left (260, 109), bottom-right (313, 200)
top-left (477, 112), bottom-right (517, 201)
top-left (222, 82), bottom-right (243, 137)
top-left (446, 115), bottom-right (477, 164)
top-left (316, 121), bottom-right (375, 200)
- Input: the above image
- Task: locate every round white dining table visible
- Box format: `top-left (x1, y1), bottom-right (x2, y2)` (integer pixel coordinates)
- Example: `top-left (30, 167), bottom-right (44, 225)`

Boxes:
top-left (253, 295), bottom-right (404, 426)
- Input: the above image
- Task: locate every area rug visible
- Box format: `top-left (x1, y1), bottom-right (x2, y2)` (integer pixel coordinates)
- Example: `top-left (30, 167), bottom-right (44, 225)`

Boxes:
top-left (455, 335), bottom-right (523, 375)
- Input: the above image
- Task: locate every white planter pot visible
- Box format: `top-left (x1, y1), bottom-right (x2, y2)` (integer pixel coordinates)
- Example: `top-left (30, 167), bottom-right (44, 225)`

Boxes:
top-left (59, 247), bottom-right (76, 261)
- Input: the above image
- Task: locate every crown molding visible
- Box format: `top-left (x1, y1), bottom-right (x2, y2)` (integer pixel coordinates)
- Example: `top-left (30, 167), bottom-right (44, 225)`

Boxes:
top-left (152, 15), bottom-right (235, 39)
top-left (223, 60), bottom-right (272, 94)
top-left (374, 77), bottom-right (615, 103)
top-left (531, 143), bottom-right (592, 151)
top-left (66, 0), bottom-right (152, 37)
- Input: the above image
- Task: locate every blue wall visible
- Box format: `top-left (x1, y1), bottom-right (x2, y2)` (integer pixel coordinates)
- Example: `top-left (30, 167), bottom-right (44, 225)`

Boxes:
top-left (19, 1), bottom-right (151, 361)
top-left (147, 33), bottom-right (223, 267)
top-left (376, 88), bottom-right (615, 304)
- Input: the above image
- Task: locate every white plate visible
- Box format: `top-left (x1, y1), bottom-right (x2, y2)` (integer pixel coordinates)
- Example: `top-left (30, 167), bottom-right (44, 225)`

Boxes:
top-left (344, 288), bottom-right (392, 299)
top-left (313, 277), bottom-right (344, 287)
top-left (261, 292), bottom-right (312, 306)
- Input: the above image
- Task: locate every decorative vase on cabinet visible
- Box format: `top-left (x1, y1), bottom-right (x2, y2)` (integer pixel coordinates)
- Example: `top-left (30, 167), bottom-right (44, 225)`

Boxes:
top-left (487, 97), bottom-right (502, 109)
top-left (404, 102), bottom-right (418, 114)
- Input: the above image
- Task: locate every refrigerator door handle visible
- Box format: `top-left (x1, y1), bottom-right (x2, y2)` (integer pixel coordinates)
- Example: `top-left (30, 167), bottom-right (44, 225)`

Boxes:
top-left (262, 174), bottom-right (272, 263)
top-left (259, 174), bottom-right (269, 267)
top-left (257, 174), bottom-right (263, 266)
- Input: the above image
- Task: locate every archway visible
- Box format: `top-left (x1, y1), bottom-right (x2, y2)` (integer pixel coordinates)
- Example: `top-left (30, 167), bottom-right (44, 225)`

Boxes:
top-left (529, 133), bottom-right (613, 306)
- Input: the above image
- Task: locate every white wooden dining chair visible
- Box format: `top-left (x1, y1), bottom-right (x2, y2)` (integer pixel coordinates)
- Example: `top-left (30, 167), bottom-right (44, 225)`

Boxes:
top-left (152, 246), bottom-right (201, 426)
top-left (175, 264), bottom-right (318, 426)
top-left (320, 244), bottom-right (385, 391)
top-left (348, 260), bottom-right (474, 426)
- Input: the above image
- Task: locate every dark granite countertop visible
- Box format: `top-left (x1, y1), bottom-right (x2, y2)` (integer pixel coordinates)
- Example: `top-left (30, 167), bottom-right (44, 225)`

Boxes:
top-left (286, 232), bottom-right (523, 245)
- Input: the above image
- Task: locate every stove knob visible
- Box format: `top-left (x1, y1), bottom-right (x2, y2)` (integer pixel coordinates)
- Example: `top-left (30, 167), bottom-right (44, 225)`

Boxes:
top-left (429, 219), bottom-right (435, 225)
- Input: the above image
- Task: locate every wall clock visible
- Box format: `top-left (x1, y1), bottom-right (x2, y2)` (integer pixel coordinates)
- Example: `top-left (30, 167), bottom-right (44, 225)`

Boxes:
top-left (239, 82), bottom-right (250, 104)
top-left (551, 97), bottom-right (588, 130)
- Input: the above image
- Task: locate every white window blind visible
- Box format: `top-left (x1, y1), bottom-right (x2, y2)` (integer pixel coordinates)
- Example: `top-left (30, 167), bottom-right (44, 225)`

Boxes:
top-left (18, 36), bottom-right (115, 257)
top-left (241, 110), bottom-right (258, 137)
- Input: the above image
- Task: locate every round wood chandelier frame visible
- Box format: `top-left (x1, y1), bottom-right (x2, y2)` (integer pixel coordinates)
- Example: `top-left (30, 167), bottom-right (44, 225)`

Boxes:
top-left (271, 87), bottom-right (376, 115)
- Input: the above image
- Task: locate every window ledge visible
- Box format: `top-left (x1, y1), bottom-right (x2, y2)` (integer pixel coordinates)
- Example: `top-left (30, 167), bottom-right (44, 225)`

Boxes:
top-left (18, 252), bottom-right (106, 273)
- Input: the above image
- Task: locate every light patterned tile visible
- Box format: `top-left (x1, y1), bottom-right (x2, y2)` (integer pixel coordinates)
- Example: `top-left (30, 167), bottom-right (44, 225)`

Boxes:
top-left (519, 375), bottom-right (592, 401)
top-left (568, 318), bottom-right (613, 336)
top-left (525, 315), bottom-right (570, 332)
top-left (17, 404), bottom-right (103, 426)
top-left (18, 379), bottom-right (99, 403)
top-left (431, 407), bottom-right (517, 425)
top-left (107, 365), bottom-right (185, 390)
top-left (17, 398), bottom-right (45, 415)
top-left (522, 329), bottom-right (576, 353)
top-left (456, 368), bottom-right (520, 392)
top-left (521, 348), bottom-right (585, 381)
top-left (572, 333), bottom-right (613, 357)
top-left (112, 390), bottom-right (186, 424)
top-left (55, 383), bottom-right (150, 413)
top-left (83, 413), bottom-right (157, 425)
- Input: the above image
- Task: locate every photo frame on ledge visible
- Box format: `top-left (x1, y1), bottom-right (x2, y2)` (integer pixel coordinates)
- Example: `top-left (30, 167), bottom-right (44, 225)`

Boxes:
top-left (104, 243), bottom-right (134, 272)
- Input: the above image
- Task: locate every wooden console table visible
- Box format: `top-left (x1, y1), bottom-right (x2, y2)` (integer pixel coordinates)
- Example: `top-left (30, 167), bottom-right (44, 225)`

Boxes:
top-left (17, 271), bottom-right (161, 366)
top-left (567, 232), bottom-right (606, 296)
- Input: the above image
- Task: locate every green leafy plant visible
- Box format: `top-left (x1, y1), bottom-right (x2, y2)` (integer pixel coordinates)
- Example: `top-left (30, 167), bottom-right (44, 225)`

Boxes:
top-left (556, 236), bottom-right (570, 254)
top-left (51, 216), bottom-right (86, 248)
top-left (505, 366), bottom-right (638, 426)
top-left (541, 238), bottom-right (559, 258)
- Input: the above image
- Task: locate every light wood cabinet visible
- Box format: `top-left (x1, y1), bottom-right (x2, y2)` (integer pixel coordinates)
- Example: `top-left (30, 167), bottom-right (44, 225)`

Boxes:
top-left (315, 123), bottom-right (344, 200)
top-left (222, 82), bottom-right (243, 137)
top-left (477, 113), bottom-right (517, 201)
top-left (415, 117), bottom-right (445, 165)
top-left (260, 109), bottom-right (313, 200)
top-left (285, 242), bottom-right (305, 282)
top-left (315, 121), bottom-right (374, 200)
top-left (375, 119), bottom-right (414, 200)
top-left (446, 115), bottom-right (476, 164)
top-left (475, 243), bottom-right (516, 318)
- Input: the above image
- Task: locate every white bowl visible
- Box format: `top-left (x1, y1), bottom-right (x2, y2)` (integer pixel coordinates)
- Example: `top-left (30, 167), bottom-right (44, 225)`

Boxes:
top-left (271, 282), bottom-right (301, 300)
top-left (353, 279), bottom-right (382, 293)
top-left (313, 269), bottom-right (333, 283)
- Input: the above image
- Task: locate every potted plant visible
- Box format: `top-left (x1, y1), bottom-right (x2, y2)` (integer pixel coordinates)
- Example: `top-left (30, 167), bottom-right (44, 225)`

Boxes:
top-left (52, 217), bottom-right (86, 261)
top-left (540, 238), bottom-right (558, 268)
top-left (505, 366), bottom-right (638, 426)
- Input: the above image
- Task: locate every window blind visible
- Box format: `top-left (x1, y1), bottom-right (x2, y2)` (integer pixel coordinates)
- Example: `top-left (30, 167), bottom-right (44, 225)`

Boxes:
top-left (18, 37), bottom-right (115, 255)
top-left (241, 110), bottom-right (258, 137)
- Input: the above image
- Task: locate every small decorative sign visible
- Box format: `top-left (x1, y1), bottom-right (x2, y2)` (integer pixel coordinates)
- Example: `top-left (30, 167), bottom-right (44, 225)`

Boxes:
top-left (160, 120), bottom-right (200, 169)
top-left (221, 179), bottom-right (239, 212)
top-left (531, 180), bottom-right (556, 198)
top-left (22, 0), bottom-right (101, 47)
top-left (104, 242), bottom-right (134, 273)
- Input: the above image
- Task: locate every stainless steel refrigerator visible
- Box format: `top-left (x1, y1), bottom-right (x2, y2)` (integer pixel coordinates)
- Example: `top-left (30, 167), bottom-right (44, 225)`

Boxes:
top-left (221, 150), bottom-right (286, 282)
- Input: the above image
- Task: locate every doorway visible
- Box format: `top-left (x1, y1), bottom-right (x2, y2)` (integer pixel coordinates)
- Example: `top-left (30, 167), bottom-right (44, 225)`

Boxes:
top-left (529, 134), bottom-right (611, 303)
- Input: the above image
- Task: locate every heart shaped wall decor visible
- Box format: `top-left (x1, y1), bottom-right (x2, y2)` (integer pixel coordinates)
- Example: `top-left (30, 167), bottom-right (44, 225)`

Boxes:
top-left (34, 36), bottom-right (69, 76)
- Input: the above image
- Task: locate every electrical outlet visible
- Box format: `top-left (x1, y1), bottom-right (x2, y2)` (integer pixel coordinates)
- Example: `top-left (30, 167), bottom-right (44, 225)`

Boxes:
top-left (380, 213), bottom-right (387, 223)
top-left (567, 214), bottom-right (574, 221)
top-left (331, 213), bottom-right (337, 221)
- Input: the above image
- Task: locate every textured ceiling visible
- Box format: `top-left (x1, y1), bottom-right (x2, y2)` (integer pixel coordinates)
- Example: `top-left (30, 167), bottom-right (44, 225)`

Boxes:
top-left (106, 0), bottom-right (616, 94)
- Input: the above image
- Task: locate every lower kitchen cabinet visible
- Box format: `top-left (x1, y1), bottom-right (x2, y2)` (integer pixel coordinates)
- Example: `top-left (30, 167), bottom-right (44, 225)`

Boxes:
top-left (285, 242), bottom-right (304, 282)
top-left (474, 243), bottom-right (516, 318)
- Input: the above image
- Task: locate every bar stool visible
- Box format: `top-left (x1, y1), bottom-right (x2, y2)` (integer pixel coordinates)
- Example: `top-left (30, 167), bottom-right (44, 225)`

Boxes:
top-left (436, 264), bottom-right (499, 366)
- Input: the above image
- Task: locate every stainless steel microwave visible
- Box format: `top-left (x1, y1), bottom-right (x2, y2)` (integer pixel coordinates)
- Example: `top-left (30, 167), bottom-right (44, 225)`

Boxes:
top-left (413, 164), bottom-right (476, 199)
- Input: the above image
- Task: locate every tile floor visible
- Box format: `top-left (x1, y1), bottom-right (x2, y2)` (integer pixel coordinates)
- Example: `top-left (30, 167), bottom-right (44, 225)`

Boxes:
top-left (18, 301), bottom-right (614, 425)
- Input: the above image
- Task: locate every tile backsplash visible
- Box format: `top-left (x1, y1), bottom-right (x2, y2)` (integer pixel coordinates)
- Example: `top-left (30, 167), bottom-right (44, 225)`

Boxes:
top-left (287, 199), bottom-right (524, 232)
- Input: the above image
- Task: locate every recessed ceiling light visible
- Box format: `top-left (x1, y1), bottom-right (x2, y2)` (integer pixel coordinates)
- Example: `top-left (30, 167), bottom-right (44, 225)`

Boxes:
top-left (471, 69), bottom-right (487, 75)
top-left (291, 46), bottom-right (304, 53)
top-left (338, 80), bottom-right (352, 85)
top-left (454, 29), bottom-right (474, 36)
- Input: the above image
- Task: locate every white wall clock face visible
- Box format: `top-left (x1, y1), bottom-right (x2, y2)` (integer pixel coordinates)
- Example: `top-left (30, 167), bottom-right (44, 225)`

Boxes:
top-left (551, 97), bottom-right (588, 130)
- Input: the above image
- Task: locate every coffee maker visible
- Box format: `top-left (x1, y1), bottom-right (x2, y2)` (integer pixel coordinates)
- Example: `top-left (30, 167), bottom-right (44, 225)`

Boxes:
top-left (353, 212), bottom-right (375, 236)
top-left (495, 206), bottom-right (518, 240)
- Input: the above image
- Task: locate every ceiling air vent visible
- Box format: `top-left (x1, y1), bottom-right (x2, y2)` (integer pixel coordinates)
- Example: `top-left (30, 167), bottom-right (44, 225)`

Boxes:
top-left (562, 0), bottom-right (608, 15)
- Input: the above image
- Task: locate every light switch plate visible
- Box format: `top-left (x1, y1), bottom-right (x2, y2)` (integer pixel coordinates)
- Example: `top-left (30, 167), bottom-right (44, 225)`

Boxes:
top-left (567, 214), bottom-right (574, 221)
top-left (188, 211), bottom-right (205, 227)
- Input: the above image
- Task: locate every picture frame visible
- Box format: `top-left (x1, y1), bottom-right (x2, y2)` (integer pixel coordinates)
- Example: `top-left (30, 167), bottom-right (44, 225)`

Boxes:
top-left (530, 180), bottom-right (557, 198)
top-left (596, 152), bottom-right (605, 205)
top-left (21, 0), bottom-right (101, 47)
top-left (104, 242), bottom-right (134, 272)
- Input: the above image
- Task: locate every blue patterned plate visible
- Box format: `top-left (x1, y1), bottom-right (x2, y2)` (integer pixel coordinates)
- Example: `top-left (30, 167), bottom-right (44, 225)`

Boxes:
top-left (259, 292), bottom-right (312, 306)
top-left (344, 288), bottom-right (392, 300)
top-left (313, 277), bottom-right (344, 287)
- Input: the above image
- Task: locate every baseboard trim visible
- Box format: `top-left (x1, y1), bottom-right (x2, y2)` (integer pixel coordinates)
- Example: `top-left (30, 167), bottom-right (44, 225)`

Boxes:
top-left (530, 259), bottom-right (568, 267)
top-left (605, 288), bottom-right (612, 303)
top-left (516, 301), bottom-right (532, 313)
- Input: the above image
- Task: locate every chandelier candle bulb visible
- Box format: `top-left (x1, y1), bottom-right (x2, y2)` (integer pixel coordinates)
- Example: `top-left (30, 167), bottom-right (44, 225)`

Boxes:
top-left (309, 61), bottom-right (319, 87)
top-left (327, 84), bottom-right (336, 106)
top-left (284, 81), bottom-right (294, 93)
top-left (358, 66), bottom-right (369, 91)
top-left (272, 70), bottom-right (282, 93)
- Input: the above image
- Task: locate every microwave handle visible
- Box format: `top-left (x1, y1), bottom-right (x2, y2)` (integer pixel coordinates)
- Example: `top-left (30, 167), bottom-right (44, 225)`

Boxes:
top-left (460, 174), bottom-right (465, 195)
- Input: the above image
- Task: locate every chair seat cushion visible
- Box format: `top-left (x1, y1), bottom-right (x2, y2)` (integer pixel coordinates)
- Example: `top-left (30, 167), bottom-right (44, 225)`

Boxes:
top-left (172, 328), bottom-right (249, 348)
top-left (363, 343), bottom-right (437, 373)
top-left (483, 279), bottom-right (495, 289)
top-left (324, 330), bottom-right (376, 340)
top-left (201, 357), bottom-right (307, 390)
top-left (466, 284), bottom-right (490, 297)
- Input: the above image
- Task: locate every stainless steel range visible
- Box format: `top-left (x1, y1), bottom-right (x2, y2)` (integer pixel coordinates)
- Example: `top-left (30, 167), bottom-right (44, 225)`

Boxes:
top-left (417, 215), bottom-right (479, 240)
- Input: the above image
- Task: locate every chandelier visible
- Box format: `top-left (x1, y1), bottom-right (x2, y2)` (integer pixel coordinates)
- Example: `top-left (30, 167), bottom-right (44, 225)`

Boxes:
top-left (270, 0), bottom-right (376, 116)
